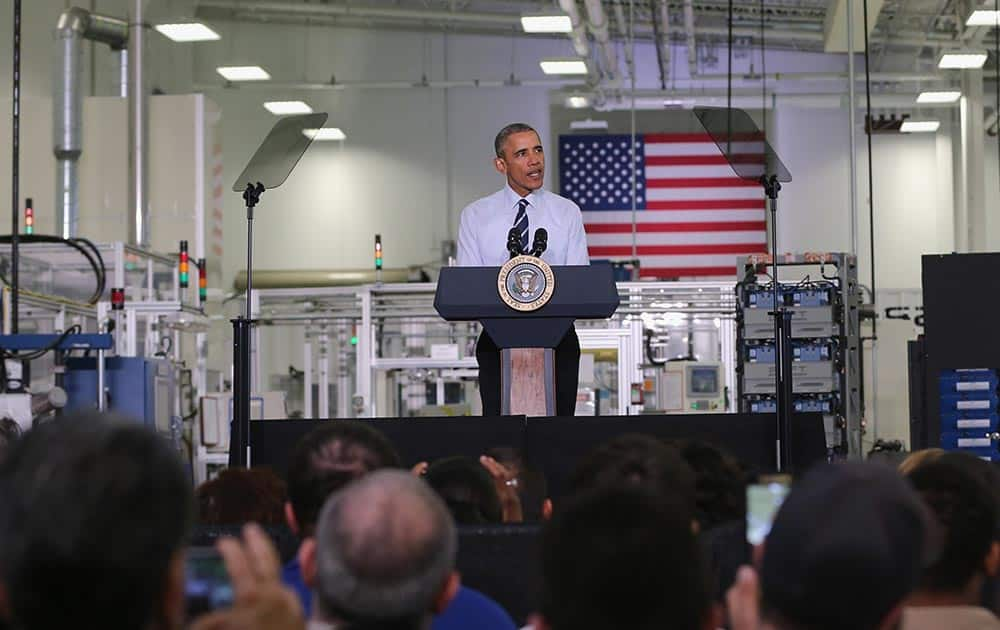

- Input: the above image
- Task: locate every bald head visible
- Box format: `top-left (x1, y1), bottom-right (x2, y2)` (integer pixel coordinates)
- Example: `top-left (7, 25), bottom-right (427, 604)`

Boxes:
top-left (314, 470), bottom-right (457, 626)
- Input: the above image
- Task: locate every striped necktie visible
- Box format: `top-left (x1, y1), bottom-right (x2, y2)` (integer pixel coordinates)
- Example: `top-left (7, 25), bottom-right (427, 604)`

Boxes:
top-left (513, 198), bottom-right (529, 252)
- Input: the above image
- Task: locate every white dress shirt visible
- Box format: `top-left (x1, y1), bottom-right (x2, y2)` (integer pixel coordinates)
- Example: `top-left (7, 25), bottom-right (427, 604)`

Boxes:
top-left (456, 184), bottom-right (590, 267)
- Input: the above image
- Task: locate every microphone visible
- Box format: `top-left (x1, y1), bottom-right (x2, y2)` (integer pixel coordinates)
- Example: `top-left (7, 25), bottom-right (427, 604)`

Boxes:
top-left (530, 228), bottom-right (548, 257)
top-left (507, 227), bottom-right (523, 259)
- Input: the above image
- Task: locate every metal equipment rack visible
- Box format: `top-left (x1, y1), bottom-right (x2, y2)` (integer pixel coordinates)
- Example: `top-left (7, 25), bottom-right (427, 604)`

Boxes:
top-left (735, 252), bottom-right (863, 458)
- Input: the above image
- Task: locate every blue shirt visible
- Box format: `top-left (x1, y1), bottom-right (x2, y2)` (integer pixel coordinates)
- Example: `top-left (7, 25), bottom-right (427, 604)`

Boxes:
top-left (283, 556), bottom-right (516, 630)
top-left (432, 586), bottom-right (518, 630)
top-left (457, 184), bottom-right (590, 268)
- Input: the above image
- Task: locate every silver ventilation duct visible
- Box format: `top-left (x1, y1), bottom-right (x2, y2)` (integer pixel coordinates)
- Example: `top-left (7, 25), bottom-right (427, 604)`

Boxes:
top-left (54, 7), bottom-right (127, 239)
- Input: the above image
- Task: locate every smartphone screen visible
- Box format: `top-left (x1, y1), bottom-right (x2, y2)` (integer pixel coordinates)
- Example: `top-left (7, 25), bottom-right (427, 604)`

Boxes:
top-left (185, 547), bottom-right (234, 618)
top-left (746, 477), bottom-right (791, 545)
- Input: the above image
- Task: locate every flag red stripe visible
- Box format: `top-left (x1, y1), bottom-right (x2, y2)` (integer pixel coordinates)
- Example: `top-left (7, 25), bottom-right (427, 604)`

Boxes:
top-left (645, 154), bottom-right (764, 166)
top-left (647, 177), bottom-right (760, 188)
top-left (638, 266), bottom-right (736, 277)
top-left (646, 199), bottom-right (766, 210)
top-left (589, 243), bottom-right (767, 256)
top-left (584, 221), bottom-right (767, 233)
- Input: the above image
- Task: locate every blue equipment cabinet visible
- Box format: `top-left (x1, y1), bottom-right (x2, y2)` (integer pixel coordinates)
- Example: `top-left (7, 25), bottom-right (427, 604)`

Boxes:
top-left (938, 368), bottom-right (1000, 460)
top-left (63, 357), bottom-right (175, 433)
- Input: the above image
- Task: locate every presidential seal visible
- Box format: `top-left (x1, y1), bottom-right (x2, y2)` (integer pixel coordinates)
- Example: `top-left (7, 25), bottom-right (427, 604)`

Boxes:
top-left (497, 255), bottom-right (555, 312)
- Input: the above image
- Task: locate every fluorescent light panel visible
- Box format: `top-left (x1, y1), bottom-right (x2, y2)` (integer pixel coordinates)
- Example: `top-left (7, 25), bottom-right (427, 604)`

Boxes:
top-left (521, 13), bottom-right (573, 33)
top-left (217, 66), bottom-right (270, 81)
top-left (154, 23), bottom-right (221, 42)
top-left (569, 118), bottom-right (609, 130)
top-left (264, 101), bottom-right (313, 115)
top-left (916, 90), bottom-right (962, 103)
top-left (901, 120), bottom-right (940, 133)
top-left (540, 58), bottom-right (589, 75)
top-left (967, 10), bottom-right (1000, 25)
top-left (938, 50), bottom-right (988, 69)
top-left (565, 95), bottom-right (590, 108)
top-left (303, 128), bottom-right (347, 141)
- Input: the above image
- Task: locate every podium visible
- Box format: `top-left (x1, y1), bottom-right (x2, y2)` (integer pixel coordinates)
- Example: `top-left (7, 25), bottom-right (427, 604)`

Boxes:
top-left (434, 263), bottom-right (619, 416)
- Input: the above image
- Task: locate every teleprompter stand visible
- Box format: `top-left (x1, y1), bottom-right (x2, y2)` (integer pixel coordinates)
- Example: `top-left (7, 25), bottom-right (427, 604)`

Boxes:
top-left (229, 112), bottom-right (328, 467)
top-left (694, 107), bottom-right (794, 471)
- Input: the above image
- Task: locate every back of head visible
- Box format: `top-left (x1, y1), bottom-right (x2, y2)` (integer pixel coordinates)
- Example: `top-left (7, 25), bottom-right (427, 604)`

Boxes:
top-left (761, 462), bottom-right (930, 630)
top-left (0, 413), bottom-right (192, 630)
top-left (677, 439), bottom-right (748, 530)
top-left (287, 420), bottom-right (401, 536)
top-left (424, 455), bottom-right (502, 524)
top-left (906, 455), bottom-right (998, 594)
top-left (197, 467), bottom-right (287, 525)
top-left (898, 448), bottom-right (946, 476)
top-left (540, 484), bottom-right (708, 630)
top-left (569, 433), bottom-right (696, 515)
top-left (314, 470), bottom-right (457, 628)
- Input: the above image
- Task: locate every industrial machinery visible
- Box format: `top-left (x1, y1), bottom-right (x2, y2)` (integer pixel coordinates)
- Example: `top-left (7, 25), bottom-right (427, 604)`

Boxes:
top-left (642, 361), bottom-right (726, 414)
top-left (735, 253), bottom-right (862, 458)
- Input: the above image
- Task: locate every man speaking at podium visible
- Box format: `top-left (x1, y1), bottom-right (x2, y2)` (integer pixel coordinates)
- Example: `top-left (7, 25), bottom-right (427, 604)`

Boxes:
top-left (456, 123), bottom-right (590, 417)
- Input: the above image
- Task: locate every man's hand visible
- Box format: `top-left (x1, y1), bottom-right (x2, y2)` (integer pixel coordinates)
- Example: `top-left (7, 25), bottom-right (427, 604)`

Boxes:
top-left (480, 455), bottom-right (523, 523)
top-left (191, 523), bottom-right (304, 630)
top-left (726, 566), bottom-right (762, 630)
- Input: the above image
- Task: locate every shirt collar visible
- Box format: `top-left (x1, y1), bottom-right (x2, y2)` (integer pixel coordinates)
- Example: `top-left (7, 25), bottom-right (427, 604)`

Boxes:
top-left (503, 183), bottom-right (542, 210)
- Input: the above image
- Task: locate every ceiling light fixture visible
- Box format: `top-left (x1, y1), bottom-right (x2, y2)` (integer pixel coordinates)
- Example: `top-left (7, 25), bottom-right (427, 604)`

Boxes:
top-left (916, 90), bottom-right (962, 103)
top-left (565, 95), bottom-right (590, 108)
top-left (569, 118), bottom-right (609, 130)
top-left (303, 128), bottom-right (347, 141)
top-left (216, 66), bottom-right (271, 81)
top-left (540, 58), bottom-right (589, 75)
top-left (155, 23), bottom-right (221, 42)
top-left (521, 12), bottom-right (573, 33)
top-left (900, 120), bottom-right (941, 133)
top-left (937, 50), bottom-right (988, 69)
top-left (264, 101), bottom-right (313, 115)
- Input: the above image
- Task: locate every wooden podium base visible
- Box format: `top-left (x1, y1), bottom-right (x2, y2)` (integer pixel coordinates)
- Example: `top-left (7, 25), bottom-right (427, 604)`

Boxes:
top-left (500, 348), bottom-right (555, 416)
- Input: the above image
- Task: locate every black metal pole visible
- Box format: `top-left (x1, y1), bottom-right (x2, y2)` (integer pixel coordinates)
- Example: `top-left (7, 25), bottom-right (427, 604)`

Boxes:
top-left (11, 0), bottom-right (21, 334)
top-left (763, 176), bottom-right (789, 471)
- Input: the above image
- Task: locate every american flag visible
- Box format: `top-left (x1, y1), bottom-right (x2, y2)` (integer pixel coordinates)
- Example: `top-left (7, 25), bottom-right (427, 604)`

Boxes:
top-left (558, 133), bottom-right (768, 278)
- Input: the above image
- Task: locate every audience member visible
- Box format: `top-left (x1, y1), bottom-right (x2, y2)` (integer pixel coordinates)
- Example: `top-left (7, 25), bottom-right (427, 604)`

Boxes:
top-left (484, 446), bottom-right (552, 521)
top-left (425, 455), bottom-right (503, 525)
top-left (0, 413), bottom-right (192, 630)
top-left (676, 439), bottom-right (748, 530)
top-left (898, 448), bottom-right (946, 476)
top-left (197, 468), bottom-right (287, 526)
top-left (303, 470), bottom-right (460, 630)
top-left (569, 433), bottom-right (697, 518)
top-left (284, 422), bottom-right (516, 630)
top-left (283, 421), bottom-right (402, 614)
top-left (903, 456), bottom-right (1000, 629)
top-left (0, 418), bottom-right (20, 462)
top-left (533, 484), bottom-right (712, 630)
top-left (732, 462), bottom-right (932, 630)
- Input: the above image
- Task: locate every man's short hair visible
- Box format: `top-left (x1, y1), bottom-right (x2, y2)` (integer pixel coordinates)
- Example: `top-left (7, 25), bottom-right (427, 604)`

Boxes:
top-left (676, 439), bottom-right (748, 530)
top-left (314, 470), bottom-right (457, 626)
top-left (540, 484), bottom-right (708, 630)
top-left (286, 420), bottom-right (401, 536)
top-left (197, 467), bottom-right (287, 526)
top-left (0, 413), bottom-right (192, 630)
top-left (907, 456), bottom-right (999, 593)
top-left (424, 455), bottom-right (502, 524)
top-left (494, 123), bottom-right (538, 158)
top-left (761, 462), bottom-right (932, 630)
top-left (569, 433), bottom-right (697, 516)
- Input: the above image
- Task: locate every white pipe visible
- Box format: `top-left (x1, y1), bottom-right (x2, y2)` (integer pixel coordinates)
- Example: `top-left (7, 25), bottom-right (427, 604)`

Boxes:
top-left (54, 7), bottom-right (127, 239)
top-left (848, 0), bottom-right (859, 258)
top-left (656, 0), bottom-right (671, 84)
top-left (558, 0), bottom-right (589, 58)
top-left (583, 0), bottom-right (618, 81)
top-left (612, 0), bottom-right (634, 79)
top-left (319, 330), bottom-right (330, 418)
top-left (303, 337), bottom-right (313, 417)
top-left (683, 0), bottom-right (698, 76)
top-left (128, 0), bottom-right (149, 248)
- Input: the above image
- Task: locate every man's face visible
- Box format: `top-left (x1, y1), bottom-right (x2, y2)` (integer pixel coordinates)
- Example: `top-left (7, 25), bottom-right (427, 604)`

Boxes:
top-left (496, 131), bottom-right (544, 196)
